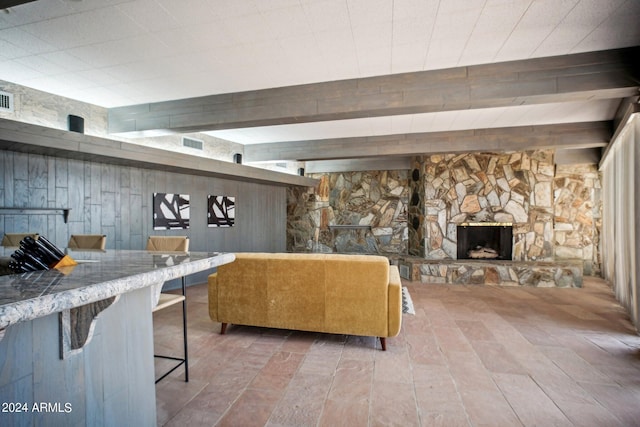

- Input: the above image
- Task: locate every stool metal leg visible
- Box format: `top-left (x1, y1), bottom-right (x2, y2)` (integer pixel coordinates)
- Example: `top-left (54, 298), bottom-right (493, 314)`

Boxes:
top-left (154, 276), bottom-right (189, 384)
top-left (181, 276), bottom-right (188, 382)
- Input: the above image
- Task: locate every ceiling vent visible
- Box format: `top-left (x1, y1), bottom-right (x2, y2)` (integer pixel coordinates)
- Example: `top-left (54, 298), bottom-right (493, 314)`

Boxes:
top-left (182, 136), bottom-right (203, 150)
top-left (0, 90), bottom-right (14, 113)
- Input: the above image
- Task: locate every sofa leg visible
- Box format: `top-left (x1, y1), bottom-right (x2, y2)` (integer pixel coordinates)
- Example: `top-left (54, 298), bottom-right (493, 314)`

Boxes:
top-left (220, 323), bottom-right (227, 335)
top-left (379, 337), bottom-right (386, 351)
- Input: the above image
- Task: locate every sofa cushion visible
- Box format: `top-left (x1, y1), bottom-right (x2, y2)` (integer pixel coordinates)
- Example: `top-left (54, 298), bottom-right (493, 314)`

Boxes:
top-left (324, 254), bottom-right (389, 336)
top-left (209, 252), bottom-right (401, 340)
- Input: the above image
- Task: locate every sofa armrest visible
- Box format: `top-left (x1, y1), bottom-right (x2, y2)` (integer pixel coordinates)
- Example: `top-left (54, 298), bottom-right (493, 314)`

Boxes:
top-left (207, 272), bottom-right (219, 322)
top-left (387, 265), bottom-right (402, 337)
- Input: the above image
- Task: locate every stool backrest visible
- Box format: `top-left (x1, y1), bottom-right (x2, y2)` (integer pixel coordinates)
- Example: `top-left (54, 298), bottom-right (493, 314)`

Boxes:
top-left (1, 233), bottom-right (39, 247)
top-left (68, 234), bottom-right (107, 250)
top-left (146, 236), bottom-right (189, 252)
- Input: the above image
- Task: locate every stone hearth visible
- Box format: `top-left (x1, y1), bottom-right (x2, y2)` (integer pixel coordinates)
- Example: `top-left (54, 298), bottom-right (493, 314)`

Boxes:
top-left (394, 256), bottom-right (582, 287)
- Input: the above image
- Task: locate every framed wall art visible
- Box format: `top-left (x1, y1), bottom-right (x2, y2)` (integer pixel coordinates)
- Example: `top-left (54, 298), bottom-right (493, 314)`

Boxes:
top-left (153, 193), bottom-right (190, 230)
top-left (208, 195), bottom-right (235, 227)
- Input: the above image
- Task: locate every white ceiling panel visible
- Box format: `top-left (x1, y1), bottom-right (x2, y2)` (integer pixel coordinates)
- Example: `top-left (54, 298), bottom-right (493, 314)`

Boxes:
top-left (0, 58), bottom-right (44, 81)
top-left (0, 26), bottom-right (54, 55)
top-left (301, 0), bottom-right (351, 32)
top-left (0, 0), bottom-right (638, 163)
top-left (458, 0), bottom-right (531, 65)
top-left (0, 36), bottom-right (30, 59)
top-left (14, 54), bottom-right (66, 76)
top-left (392, 18), bottom-right (432, 46)
top-left (391, 42), bottom-right (427, 73)
top-left (69, 34), bottom-right (167, 69)
top-left (352, 22), bottom-right (392, 50)
top-left (392, 0), bottom-right (440, 21)
top-left (575, 0), bottom-right (640, 51)
top-left (21, 7), bottom-right (143, 50)
top-left (116, 0), bottom-right (180, 33)
top-left (152, 0), bottom-right (220, 26)
top-left (261, 5), bottom-right (313, 39)
top-left (37, 50), bottom-right (91, 72)
top-left (533, 0), bottom-right (626, 56)
top-left (347, 0), bottom-right (393, 26)
top-left (495, 0), bottom-right (579, 61)
top-left (0, 0), bottom-right (75, 27)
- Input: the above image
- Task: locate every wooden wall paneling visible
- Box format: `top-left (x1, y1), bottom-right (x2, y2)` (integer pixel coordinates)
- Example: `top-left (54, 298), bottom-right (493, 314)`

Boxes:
top-left (32, 312), bottom-right (86, 425)
top-left (2, 149), bottom-right (292, 256)
top-left (66, 159), bottom-right (82, 229)
top-left (101, 163), bottom-right (117, 242)
top-left (0, 151), bottom-right (5, 201)
top-left (14, 178), bottom-right (27, 207)
top-left (129, 193), bottom-right (144, 250)
top-left (2, 152), bottom-right (13, 207)
top-left (123, 289), bottom-right (156, 424)
top-left (0, 321), bottom-right (34, 426)
top-left (117, 171), bottom-right (129, 250)
top-left (28, 215), bottom-right (47, 240)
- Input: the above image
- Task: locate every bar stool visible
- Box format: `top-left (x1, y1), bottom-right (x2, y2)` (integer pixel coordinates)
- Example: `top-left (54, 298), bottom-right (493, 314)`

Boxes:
top-left (1, 233), bottom-right (39, 247)
top-left (67, 234), bottom-right (107, 250)
top-left (146, 236), bottom-right (189, 383)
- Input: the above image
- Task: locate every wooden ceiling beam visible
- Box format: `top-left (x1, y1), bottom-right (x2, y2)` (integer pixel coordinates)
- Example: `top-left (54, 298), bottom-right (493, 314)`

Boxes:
top-left (108, 48), bottom-right (639, 137)
top-left (244, 121), bottom-right (612, 162)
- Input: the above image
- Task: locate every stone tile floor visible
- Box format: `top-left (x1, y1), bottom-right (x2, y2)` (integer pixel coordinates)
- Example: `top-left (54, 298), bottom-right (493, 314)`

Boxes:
top-left (154, 277), bottom-right (640, 426)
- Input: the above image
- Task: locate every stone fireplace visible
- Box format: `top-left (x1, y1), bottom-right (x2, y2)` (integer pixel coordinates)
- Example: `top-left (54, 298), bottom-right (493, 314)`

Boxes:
top-left (409, 150), bottom-right (555, 262)
top-left (286, 149), bottom-right (601, 286)
top-left (398, 149), bottom-right (599, 286)
top-left (456, 223), bottom-right (513, 260)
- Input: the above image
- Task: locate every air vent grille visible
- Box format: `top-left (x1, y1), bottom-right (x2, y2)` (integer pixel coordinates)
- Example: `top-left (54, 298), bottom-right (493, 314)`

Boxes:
top-left (182, 136), bottom-right (203, 150)
top-left (0, 91), bottom-right (14, 112)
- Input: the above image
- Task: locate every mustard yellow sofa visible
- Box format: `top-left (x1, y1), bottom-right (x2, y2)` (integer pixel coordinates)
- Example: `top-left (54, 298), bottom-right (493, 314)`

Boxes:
top-left (208, 252), bottom-right (402, 350)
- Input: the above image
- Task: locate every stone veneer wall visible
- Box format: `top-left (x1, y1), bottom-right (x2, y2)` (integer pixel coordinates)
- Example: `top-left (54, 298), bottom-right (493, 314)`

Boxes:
top-left (412, 150), bottom-right (556, 261)
top-left (554, 164), bottom-right (601, 275)
top-left (288, 153), bottom-right (602, 277)
top-left (287, 171), bottom-right (409, 253)
top-left (405, 150), bottom-right (602, 275)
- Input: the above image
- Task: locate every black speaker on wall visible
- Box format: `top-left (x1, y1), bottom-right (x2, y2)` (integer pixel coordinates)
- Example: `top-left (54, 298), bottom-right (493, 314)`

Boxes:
top-left (233, 153), bottom-right (242, 164)
top-left (298, 168), bottom-right (305, 176)
top-left (68, 114), bottom-right (84, 133)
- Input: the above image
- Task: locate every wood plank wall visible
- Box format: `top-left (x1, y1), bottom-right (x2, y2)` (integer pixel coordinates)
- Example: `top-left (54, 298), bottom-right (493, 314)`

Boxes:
top-left (0, 149), bottom-right (287, 254)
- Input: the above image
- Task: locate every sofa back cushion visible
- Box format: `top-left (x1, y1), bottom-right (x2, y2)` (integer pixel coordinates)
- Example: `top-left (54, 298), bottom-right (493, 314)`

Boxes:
top-left (213, 253), bottom-right (391, 336)
top-left (323, 254), bottom-right (389, 336)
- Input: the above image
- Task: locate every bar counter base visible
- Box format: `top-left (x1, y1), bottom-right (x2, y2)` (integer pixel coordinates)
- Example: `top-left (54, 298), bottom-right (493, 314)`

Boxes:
top-left (0, 286), bottom-right (157, 426)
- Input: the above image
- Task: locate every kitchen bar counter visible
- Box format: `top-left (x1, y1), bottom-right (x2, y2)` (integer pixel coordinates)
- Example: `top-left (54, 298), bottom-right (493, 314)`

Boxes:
top-left (0, 248), bottom-right (235, 329)
top-left (0, 249), bottom-right (235, 427)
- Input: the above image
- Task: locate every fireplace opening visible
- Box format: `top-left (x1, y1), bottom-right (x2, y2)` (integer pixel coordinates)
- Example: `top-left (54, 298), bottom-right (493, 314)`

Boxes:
top-left (457, 224), bottom-right (513, 260)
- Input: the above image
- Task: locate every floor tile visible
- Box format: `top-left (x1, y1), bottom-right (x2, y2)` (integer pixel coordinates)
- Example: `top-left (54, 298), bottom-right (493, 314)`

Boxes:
top-left (154, 277), bottom-right (640, 426)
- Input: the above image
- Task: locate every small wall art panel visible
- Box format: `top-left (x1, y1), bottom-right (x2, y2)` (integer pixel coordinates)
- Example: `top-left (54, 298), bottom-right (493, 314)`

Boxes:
top-left (153, 193), bottom-right (190, 230)
top-left (208, 195), bottom-right (235, 227)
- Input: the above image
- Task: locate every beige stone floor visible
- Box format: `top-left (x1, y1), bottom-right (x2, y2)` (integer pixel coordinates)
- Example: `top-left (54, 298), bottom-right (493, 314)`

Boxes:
top-left (153, 277), bottom-right (640, 426)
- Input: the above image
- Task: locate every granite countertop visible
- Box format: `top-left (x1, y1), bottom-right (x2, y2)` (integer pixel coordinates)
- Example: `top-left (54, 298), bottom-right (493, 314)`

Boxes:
top-left (0, 248), bottom-right (235, 329)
